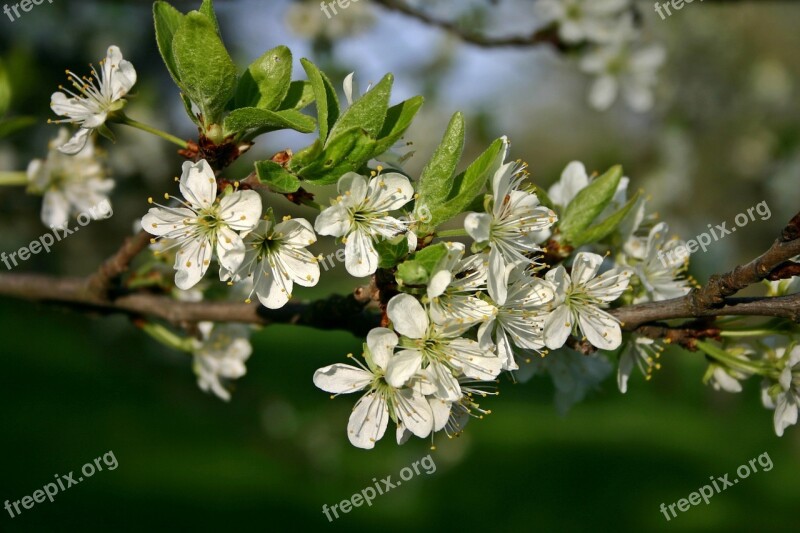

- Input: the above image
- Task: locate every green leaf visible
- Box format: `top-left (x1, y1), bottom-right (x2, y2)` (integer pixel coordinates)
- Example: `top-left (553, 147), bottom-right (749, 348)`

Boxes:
top-left (301, 58), bottom-right (339, 142)
top-left (294, 127), bottom-right (376, 184)
top-left (568, 192), bottom-right (640, 247)
top-left (395, 243), bottom-right (449, 286)
top-left (375, 235), bottom-right (410, 269)
top-left (254, 160), bottom-right (300, 193)
top-left (328, 73), bottom-right (393, 142)
top-left (415, 112), bottom-right (465, 219)
top-left (199, 0), bottom-right (220, 35)
top-left (153, 1), bottom-right (185, 87)
top-left (559, 165), bottom-right (623, 242)
top-left (172, 11), bottom-right (237, 125)
top-left (0, 116), bottom-right (35, 138)
top-left (373, 95), bottom-right (423, 156)
top-left (223, 107), bottom-right (315, 138)
top-left (530, 183), bottom-right (555, 210)
top-left (235, 46), bottom-right (293, 110)
top-left (279, 80), bottom-right (315, 111)
top-left (180, 92), bottom-right (201, 126)
top-left (424, 137), bottom-right (505, 227)
top-left (396, 261), bottom-right (429, 286)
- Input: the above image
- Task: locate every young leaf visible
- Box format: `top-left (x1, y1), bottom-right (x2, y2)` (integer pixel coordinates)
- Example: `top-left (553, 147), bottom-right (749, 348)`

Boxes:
top-left (423, 136), bottom-right (504, 227)
top-left (395, 243), bottom-right (449, 286)
top-left (153, 1), bottom-right (185, 87)
top-left (530, 183), bottom-right (555, 210)
top-left (568, 192), bottom-right (640, 247)
top-left (301, 58), bottom-right (339, 142)
top-left (199, 0), bottom-right (220, 35)
top-left (172, 11), bottom-right (237, 125)
top-left (559, 165), bottom-right (623, 243)
top-left (254, 160), bottom-right (301, 193)
top-left (222, 107), bottom-right (315, 138)
top-left (415, 112), bottom-right (465, 219)
top-left (375, 235), bottom-right (410, 269)
top-left (235, 46), bottom-right (293, 110)
top-left (373, 95), bottom-right (423, 156)
top-left (294, 127), bottom-right (376, 184)
top-left (278, 81), bottom-right (315, 111)
top-left (327, 73), bottom-right (393, 143)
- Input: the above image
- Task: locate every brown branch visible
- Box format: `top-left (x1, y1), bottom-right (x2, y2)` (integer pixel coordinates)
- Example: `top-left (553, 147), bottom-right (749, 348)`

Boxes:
top-left (612, 212), bottom-right (800, 331)
top-left (0, 272), bottom-right (378, 337)
top-left (371, 0), bottom-right (572, 50)
top-left (85, 230), bottom-right (152, 298)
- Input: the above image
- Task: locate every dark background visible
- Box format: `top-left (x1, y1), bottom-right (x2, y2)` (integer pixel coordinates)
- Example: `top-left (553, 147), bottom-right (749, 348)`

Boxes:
top-left (1, 1), bottom-right (798, 530)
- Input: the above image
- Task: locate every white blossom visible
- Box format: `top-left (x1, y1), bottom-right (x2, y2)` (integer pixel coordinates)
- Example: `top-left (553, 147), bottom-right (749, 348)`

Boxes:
top-left (192, 322), bottom-right (252, 401)
top-left (580, 43), bottom-right (666, 112)
top-left (314, 171), bottom-right (413, 277)
top-left (225, 214), bottom-right (320, 309)
top-left (141, 159), bottom-right (262, 290)
top-left (631, 222), bottom-right (692, 303)
top-left (525, 348), bottom-right (613, 414)
top-left (379, 294), bottom-right (503, 401)
top-left (478, 266), bottom-right (556, 370)
top-left (427, 242), bottom-right (496, 326)
top-left (761, 345), bottom-right (800, 437)
top-left (465, 145), bottom-right (557, 305)
top-left (535, 0), bottom-right (632, 44)
top-left (27, 128), bottom-right (113, 229)
top-left (50, 45), bottom-right (136, 154)
top-left (543, 252), bottom-right (632, 350)
top-left (617, 335), bottom-right (664, 393)
top-left (313, 347), bottom-right (435, 449)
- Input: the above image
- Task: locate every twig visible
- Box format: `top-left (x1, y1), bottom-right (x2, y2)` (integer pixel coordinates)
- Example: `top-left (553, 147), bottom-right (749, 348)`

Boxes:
top-left (85, 230), bottom-right (152, 298)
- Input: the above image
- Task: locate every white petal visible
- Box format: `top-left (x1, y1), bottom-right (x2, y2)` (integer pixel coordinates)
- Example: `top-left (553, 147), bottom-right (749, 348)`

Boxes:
top-left (216, 227), bottom-right (246, 273)
top-left (348, 392), bottom-right (389, 449)
top-left (428, 360), bottom-right (462, 401)
top-left (617, 349), bottom-right (634, 393)
top-left (314, 204), bottom-right (351, 237)
top-left (366, 173), bottom-right (414, 211)
top-left (141, 206), bottom-right (194, 237)
top-left (366, 327), bottom-right (398, 370)
top-left (464, 212), bottom-right (492, 242)
top-left (57, 128), bottom-right (91, 155)
top-left (337, 172), bottom-right (368, 207)
top-left (487, 246), bottom-right (512, 305)
top-left (219, 190), bottom-right (262, 233)
top-left (41, 191), bottom-right (71, 229)
top-left (543, 304), bottom-right (573, 350)
top-left (180, 159), bottom-right (217, 210)
top-left (448, 338), bottom-right (503, 380)
top-left (589, 75), bottom-right (619, 111)
top-left (395, 388), bottom-right (434, 439)
top-left (773, 393), bottom-right (798, 437)
top-left (344, 229), bottom-right (378, 277)
top-left (313, 363), bottom-right (373, 394)
top-left (384, 349), bottom-right (423, 388)
top-left (105, 45), bottom-right (137, 99)
top-left (578, 305), bottom-right (622, 350)
top-left (275, 218), bottom-right (316, 247)
top-left (571, 252), bottom-right (604, 286)
top-left (549, 161), bottom-right (589, 207)
top-left (429, 398), bottom-right (451, 432)
top-left (174, 238), bottom-right (213, 290)
top-left (386, 293), bottom-right (428, 339)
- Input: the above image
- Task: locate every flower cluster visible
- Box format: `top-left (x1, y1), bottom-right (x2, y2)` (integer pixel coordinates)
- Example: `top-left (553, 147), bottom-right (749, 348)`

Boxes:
top-left (314, 151), bottom-right (659, 448)
top-left (536, 0), bottom-right (666, 111)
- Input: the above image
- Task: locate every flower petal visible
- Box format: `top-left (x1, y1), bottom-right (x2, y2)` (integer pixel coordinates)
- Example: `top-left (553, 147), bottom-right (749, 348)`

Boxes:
top-left (578, 305), bottom-right (622, 350)
top-left (174, 238), bottom-right (213, 290)
top-left (180, 159), bottom-right (217, 210)
top-left (57, 128), bottom-right (92, 155)
top-left (384, 349), bottom-right (423, 388)
top-left (314, 204), bottom-right (351, 237)
top-left (344, 229), bottom-right (379, 277)
top-left (543, 304), bottom-right (573, 350)
top-left (366, 327), bottom-right (398, 370)
top-left (219, 190), bottom-right (262, 233)
top-left (464, 212), bottom-right (492, 243)
top-left (348, 392), bottom-right (389, 449)
top-left (386, 293), bottom-right (428, 339)
top-left (313, 363), bottom-right (373, 394)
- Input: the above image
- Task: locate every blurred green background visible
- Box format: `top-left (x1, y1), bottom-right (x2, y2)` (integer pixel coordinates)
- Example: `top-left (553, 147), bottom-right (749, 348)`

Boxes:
top-left (1, 0), bottom-right (799, 531)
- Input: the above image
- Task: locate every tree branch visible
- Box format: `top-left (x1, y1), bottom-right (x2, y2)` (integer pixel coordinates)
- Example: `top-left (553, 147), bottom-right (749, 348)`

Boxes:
top-left (371, 0), bottom-right (571, 50)
top-left (85, 230), bottom-right (152, 298)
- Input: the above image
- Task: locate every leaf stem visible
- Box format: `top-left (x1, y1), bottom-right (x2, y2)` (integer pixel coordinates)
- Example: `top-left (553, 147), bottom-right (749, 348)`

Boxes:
top-left (118, 115), bottom-right (189, 149)
top-left (140, 322), bottom-right (194, 353)
top-left (435, 228), bottom-right (468, 238)
top-left (0, 171), bottom-right (28, 186)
